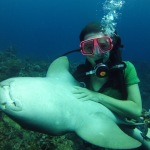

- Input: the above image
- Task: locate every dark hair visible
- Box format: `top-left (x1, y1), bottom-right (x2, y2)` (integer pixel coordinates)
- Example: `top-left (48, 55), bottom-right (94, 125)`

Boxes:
top-left (79, 22), bottom-right (104, 42)
top-left (74, 21), bottom-right (127, 100)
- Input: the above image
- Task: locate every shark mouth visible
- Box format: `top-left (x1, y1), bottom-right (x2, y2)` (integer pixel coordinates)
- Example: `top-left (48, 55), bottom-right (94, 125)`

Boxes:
top-left (0, 83), bottom-right (22, 111)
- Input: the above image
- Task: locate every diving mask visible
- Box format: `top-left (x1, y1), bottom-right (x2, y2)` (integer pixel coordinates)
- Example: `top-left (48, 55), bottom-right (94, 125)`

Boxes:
top-left (80, 36), bottom-right (113, 55)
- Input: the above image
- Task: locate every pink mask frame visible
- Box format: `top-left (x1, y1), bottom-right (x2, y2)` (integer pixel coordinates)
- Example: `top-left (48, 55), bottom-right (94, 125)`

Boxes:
top-left (80, 36), bottom-right (113, 55)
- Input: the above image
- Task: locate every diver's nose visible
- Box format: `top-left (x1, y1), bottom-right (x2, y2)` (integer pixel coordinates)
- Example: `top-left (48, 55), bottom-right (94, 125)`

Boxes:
top-left (94, 46), bottom-right (101, 55)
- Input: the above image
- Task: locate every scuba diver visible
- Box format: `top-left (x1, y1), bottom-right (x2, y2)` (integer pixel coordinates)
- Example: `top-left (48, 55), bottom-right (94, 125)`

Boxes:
top-left (63, 22), bottom-right (150, 149)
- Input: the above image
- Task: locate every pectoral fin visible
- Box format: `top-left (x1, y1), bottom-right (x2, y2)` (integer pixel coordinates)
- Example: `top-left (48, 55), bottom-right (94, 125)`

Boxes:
top-left (76, 112), bottom-right (141, 149)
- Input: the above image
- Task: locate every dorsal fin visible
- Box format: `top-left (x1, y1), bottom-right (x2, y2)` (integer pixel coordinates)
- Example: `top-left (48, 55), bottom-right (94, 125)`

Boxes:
top-left (46, 56), bottom-right (69, 77)
top-left (46, 56), bottom-right (78, 85)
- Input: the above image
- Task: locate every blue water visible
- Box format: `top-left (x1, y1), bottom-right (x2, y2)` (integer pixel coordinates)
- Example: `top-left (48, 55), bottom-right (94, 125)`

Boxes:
top-left (0, 0), bottom-right (149, 62)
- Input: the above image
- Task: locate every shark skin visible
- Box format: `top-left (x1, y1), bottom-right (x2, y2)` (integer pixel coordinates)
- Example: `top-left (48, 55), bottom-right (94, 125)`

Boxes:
top-left (0, 56), bottom-right (141, 149)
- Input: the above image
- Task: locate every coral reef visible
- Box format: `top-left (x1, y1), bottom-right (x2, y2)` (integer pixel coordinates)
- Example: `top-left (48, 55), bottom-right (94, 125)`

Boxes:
top-left (0, 47), bottom-right (22, 81)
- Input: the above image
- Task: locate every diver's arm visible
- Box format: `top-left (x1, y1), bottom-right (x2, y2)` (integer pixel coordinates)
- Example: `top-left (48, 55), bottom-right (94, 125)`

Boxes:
top-left (95, 84), bottom-right (142, 119)
top-left (73, 84), bottom-right (142, 119)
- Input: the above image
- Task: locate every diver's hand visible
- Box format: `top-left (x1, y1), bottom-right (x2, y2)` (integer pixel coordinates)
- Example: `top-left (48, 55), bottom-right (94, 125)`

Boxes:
top-left (72, 86), bottom-right (99, 102)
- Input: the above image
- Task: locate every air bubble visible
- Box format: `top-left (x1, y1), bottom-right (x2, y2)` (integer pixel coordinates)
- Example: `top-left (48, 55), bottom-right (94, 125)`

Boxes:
top-left (101, 0), bottom-right (125, 36)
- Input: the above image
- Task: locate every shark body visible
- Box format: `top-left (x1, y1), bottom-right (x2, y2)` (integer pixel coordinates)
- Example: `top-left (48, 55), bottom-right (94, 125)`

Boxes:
top-left (0, 56), bottom-right (141, 149)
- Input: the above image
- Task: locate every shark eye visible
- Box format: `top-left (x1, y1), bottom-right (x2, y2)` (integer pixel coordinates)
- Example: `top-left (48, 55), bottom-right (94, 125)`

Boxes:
top-left (12, 101), bottom-right (16, 106)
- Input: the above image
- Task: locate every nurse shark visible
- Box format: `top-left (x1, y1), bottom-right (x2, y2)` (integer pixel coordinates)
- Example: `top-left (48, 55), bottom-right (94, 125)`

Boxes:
top-left (0, 56), bottom-right (141, 149)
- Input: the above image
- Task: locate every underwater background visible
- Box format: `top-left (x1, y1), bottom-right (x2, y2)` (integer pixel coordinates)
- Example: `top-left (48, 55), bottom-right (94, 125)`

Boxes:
top-left (0, 0), bottom-right (150, 62)
top-left (0, 0), bottom-right (150, 150)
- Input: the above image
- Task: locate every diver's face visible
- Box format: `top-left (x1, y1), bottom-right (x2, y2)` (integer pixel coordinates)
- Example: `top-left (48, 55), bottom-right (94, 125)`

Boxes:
top-left (84, 32), bottom-right (110, 66)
